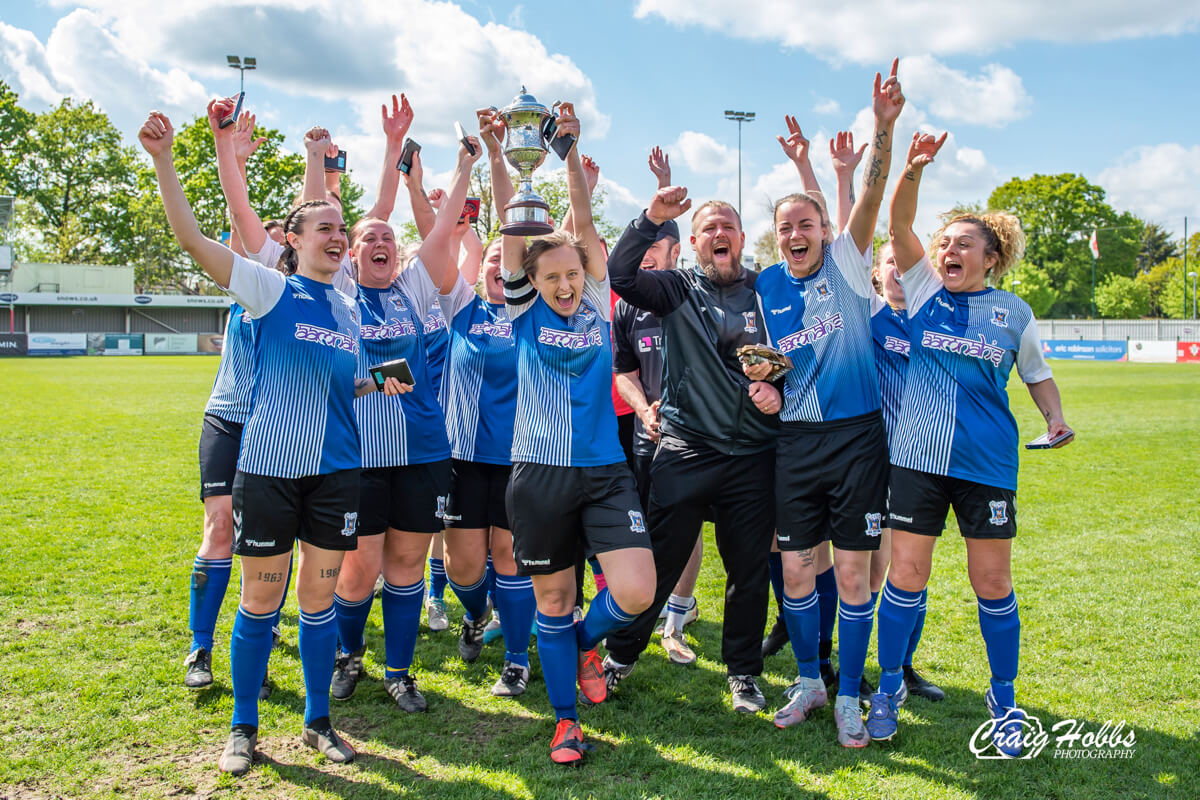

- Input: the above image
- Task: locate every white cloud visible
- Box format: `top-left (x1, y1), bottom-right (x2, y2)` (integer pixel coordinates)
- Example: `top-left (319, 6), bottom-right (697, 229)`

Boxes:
top-left (598, 174), bottom-right (644, 228)
top-left (813, 97), bottom-right (840, 115)
top-left (899, 55), bottom-right (1030, 127)
top-left (507, 4), bottom-right (525, 29)
top-left (633, 0), bottom-right (1200, 63)
top-left (1098, 143), bottom-right (1200, 236)
top-left (0, 23), bottom-right (62, 106)
top-left (669, 131), bottom-right (736, 175)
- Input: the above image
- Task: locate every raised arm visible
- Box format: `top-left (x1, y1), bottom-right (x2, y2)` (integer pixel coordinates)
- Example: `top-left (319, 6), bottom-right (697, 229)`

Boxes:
top-left (364, 93), bottom-right (413, 221)
top-left (403, 153), bottom-right (436, 239)
top-left (555, 103), bottom-right (606, 280)
top-left (562, 151), bottom-right (599, 239)
top-left (608, 186), bottom-right (692, 315)
top-left (846, 58), bottom-right (905, 254)
top-left (302, 126), bottom-right (332, 203)
top-left (777, 115), bottom-right (824, 200)
top-left (139, 112), bottom-right (234, 286)
top-left (829, 130), bottom-right (866, 232)
top-left (477, 107), bottom-right (514, 217)
top-left (648, 146), bottom-right (671, 190)
top-left (416, 137), bottom-right (481, 290)
top-left (214, 104), bottom-right (268, 255)
top-left (887, 131), bottom-right (947, 273)
top-left (457, 222), bottom-right (484, 286)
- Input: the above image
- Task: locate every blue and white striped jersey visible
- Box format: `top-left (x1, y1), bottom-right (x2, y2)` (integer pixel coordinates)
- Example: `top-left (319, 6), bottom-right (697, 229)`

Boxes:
top-left (870, 297), bottom-right (909, 448)
top-left (891, 257), bottom-right (1053, 490)
top-left (755, 232), bottom-right (880, 423)
top-left (247, 237), bottom-right (356, 295)
top-left (423, 298), bottom-right (450, 401)
top-left (204, 301), bottom-right (256, 424)
top-left (354, 258), bottom-right (450, 468)
top-left (226, 254), bottom-right (361, 478)
top-left (439, 276), bottom-right (517, 465)
top-left (504, 268), bottom-right (624, 468)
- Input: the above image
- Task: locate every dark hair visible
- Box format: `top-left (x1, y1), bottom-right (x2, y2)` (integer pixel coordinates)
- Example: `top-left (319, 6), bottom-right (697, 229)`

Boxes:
top-left (773, 192), bottom-right (829, 230)
top-left (263, 219), bottom-right (283, 233)
top-left (522, 230), bottom-right (588, 279)
top-left (277, 200), bottom-right (336, 275)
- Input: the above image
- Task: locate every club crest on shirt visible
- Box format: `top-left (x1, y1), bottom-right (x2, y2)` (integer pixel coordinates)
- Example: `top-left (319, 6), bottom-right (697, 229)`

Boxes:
top-left (812, 280), bottom-right (832, 301)
top-left (988, 500), bottom-right (1009, 526)
top-left (341, 512), bottom-right (358, 537)
top-left (389, 296), bottom-right (407, 312)
top-left (742, 311), bottom-right (758, 334)
top-left (990, 306), bottom-right (1008, 328)
top-left (628, 510), bottom-right (646, 534)
top-left (864, 513), bottom-right (883, 537)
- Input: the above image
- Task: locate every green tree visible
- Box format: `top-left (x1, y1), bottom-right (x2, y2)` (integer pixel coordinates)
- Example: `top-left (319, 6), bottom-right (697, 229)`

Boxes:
top-left (1155, 233), bottom-right (1200, 319)
top-left (988, 174), bottom-right (1139, 317)
top-left (1138, 222), bottom-right (1180, 272)
top-left (0, 80), bottom-right (35, 193)
top-left (10, 97), bottom-right (137, 264)
top-left (1094, 274), bottom-right (1150, 318)
top-left (753, 228), bottom-right (780, 266)
top-left (997, 261), bottom-right (1058, 317)
top-left (531, 171), bottom-right (622, 244)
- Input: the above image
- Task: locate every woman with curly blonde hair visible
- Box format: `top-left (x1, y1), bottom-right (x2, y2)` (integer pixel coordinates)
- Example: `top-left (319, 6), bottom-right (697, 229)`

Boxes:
top-left (865, 132), bottom-right (1072, 756)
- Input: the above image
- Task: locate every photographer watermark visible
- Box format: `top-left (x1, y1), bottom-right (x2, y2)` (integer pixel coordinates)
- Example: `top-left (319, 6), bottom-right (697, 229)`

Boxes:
top-left (970, 713), bottom-right (1137, 760)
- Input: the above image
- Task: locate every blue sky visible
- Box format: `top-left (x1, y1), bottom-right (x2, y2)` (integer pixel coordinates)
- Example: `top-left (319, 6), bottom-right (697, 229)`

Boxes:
top-left (2, 0), bottom-right (1197, 252)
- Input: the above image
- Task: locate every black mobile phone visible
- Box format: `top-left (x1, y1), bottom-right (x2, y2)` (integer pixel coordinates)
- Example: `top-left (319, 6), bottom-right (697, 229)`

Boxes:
top-left (1025, 429), bottom-right (1075, 449)
top-left (397, 139), bottom-right (421, 174)
top-left (369, 357), bottom-right (416, 390)
top-left (463, 197), bottom-right (480, 222)
top-left (454, 121), bottom-right (475, 156)
top-left (218, 92), bottom-right (244, 130)
top-left (540, 116), bottom-right (575, 161)
top-left (324, 148), bottom-right (347, 173)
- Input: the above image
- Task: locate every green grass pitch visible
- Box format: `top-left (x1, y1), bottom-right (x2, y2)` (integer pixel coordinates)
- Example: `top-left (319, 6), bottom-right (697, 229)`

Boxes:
top-left (0, 357), bottom-right (1196, 799)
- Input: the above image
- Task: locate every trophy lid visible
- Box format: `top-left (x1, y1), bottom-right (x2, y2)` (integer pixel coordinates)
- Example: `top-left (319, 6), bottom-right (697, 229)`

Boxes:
top-left (502, 86), bottom-right (551, 117)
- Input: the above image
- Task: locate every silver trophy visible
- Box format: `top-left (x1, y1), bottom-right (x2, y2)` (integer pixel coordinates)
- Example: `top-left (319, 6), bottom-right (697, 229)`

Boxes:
top-left (497, 87), bottom-right (555, 236)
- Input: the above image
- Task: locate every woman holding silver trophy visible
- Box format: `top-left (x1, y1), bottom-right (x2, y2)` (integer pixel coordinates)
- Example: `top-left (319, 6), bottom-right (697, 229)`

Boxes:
top-left (490, 95), bottom-right (656, 765)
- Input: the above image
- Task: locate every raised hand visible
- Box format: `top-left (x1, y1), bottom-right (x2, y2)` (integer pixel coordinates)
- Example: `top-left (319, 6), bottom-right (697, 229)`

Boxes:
top-left (138, 111), bottom-right (174, 158)
top-left (381, 93), bottom-right (413, 146)
top-left (647, 185), bottom-right (692, 225)
top-left (304, 126), bottom-right (332, 158)
top-left (458, 135), bottom-right (483, 167)
top-left (776, 115), bottom-right (811, 165)
top-left (205, 97), bottom-right (237, 136)
top-left (428, 187), bottom-right (446, 209)
top-left (404, 150), bottom-right (424, 188)
top-left (232, 111), bottom-right (267, 163)
top-left (873, 58), bottom-right (905, 123)
top-left (829, 130), bottom-right (867, 176)
top-left (906, 131), bottom-right (948, 170)
top-left (648, 146), bottom-right (671, 187)
top-left (581, 154), bottom-right (600, 195)
top-left (552, 101), bottom-right (580, 144)
top-left (476, 106), bottom-right (506, 154)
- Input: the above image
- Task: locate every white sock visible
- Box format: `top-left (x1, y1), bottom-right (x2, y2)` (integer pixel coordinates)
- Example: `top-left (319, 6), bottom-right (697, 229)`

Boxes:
top-left (664, 594), bottom-right (693, 635)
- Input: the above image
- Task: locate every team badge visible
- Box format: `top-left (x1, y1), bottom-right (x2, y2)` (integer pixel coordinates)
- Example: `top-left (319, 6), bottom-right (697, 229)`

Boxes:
top-left (436, 495), bottom-right (447, 519)
top-left (988, 500), bottom-right (1008, 526)
top-left (742, 311), bottom-right (757, 334)
top-left (813, 280), bottom-right (832, 301)
top-left (628, 510), bottom-right (646, 534)
top-left (864, 513), bottom-right (883, 537)
top-left (340, 511), bottom-right (358, 537)
top-left (990, 306), bottom-right (1008, 328)
top-left (389, 296), bottom-right (406, 312)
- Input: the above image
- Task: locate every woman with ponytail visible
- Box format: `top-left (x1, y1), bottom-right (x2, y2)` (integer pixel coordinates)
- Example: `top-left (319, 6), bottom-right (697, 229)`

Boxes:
top-left (865, 132), bottom-right (1072, 756)
top-left (142, 101), bottom-right (373, 775)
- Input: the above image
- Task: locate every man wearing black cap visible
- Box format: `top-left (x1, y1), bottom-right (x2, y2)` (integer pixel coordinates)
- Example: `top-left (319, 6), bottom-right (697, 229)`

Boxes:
top-left (603, 182), bottom-right (782, 714)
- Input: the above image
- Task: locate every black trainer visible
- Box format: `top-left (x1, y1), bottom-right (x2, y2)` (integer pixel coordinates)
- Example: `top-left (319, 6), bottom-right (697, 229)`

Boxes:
top-left (903, 665), bottom-right (946, 701)
top-left (761, 616), bottom-right (789, 658)
top-left (301, 717), bottom-right (355, 764)
top-left (458, 602), bottom-right (492, 663)
top-left (727, 674), bottom-right (766, 713)
top-left (820, 660), bottom-right (838, 691)
top-left (384, 673), bottom-right (428, 712)
top-left (184, 648), bottom-right (213, 689)
top-left (218, 724), bottom-right (257, 776)
top-left (859, 675), bottom-right (874, 704)
top-left (258, 667), bottom-right (272, 701)
top-left (330, 646), bottom-right (365, 701)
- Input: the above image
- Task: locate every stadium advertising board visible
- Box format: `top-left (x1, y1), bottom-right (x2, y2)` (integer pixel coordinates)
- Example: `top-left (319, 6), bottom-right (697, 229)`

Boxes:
top-left (0, 333), bottom-right (27, 356)
top-left (1042, 340), bottom-right (1127, 361)
top-left (3, 293), bottom-right (228, 308)
top-left (1176, 342), bottom-right (1200, 363)
top-left (1128, 340), bottom-right (1177, 363)
top-left (145, 333), bottom-right (198, 354)
top-left (103, 333), bottom-right (143, 355)
top-left (28, 333), bottom-right (86, 356)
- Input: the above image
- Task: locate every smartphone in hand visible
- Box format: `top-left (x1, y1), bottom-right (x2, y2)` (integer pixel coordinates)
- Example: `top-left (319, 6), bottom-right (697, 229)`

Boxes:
top-left (397, 139), bottom-right (421, 174)
top-left (455, 121), bottom-right (476, 156)
top-left (369, 357), bottom-right (416, 390)
top-left (1026, 429), bottom-right (1075, 449)
top-left (324, 149), bottom-right (347, 173)
top-left (219, 92), bottom-right (244, 130)
top-left (540, 116), bottom-right (575, 161)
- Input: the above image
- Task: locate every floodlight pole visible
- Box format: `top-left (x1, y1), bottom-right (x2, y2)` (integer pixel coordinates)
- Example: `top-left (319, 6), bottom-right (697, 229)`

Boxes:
top-left (724, 110), bottom-right (755, 220)
top-left (226, 55), bottom-right (257, 94)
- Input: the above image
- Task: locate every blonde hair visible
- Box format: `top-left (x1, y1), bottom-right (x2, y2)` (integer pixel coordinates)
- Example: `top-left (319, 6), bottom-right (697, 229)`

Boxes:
top-left (522, 230), bottom-right (588, 278)
top-left (931, 212), bottom-right (1026, 281)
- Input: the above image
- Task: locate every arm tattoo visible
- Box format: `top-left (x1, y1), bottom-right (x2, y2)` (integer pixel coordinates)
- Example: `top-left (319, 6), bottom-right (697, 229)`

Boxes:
top-left (864, 157), bottom-right (883, 188)
top-left (873, 130), bottom-right (888, 149)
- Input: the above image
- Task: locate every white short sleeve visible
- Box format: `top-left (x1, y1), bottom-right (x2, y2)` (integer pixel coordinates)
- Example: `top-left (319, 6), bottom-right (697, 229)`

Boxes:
top-left (332, 254), bottom-right (356, 296)
top-left (1016, 318), bottom-right (1054, 384)
top-left (227, 253), bottom-right (287, 318)
top-left (394, 255), bottom-right (439, 317)
top-left (501, 261), bottom-right (537, 320)
top-left (247, 238), bottom-right (284, 270)
top-left (898, 256), bottom-right (942, 315)
top-left (828, 230), bottom-right (874, 298)
top-left (584, 272), bottom-right (612, 322)
top-left (439, 274), bottom-right (477, 322)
